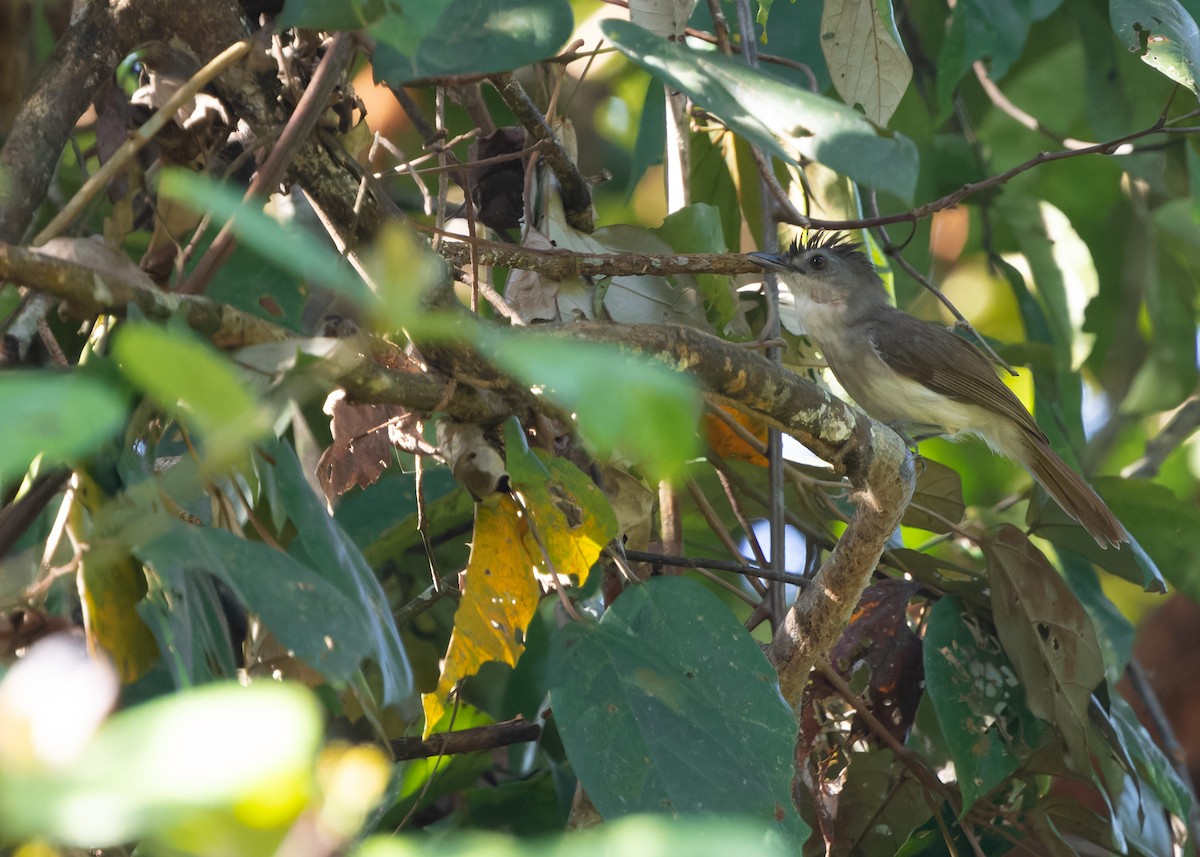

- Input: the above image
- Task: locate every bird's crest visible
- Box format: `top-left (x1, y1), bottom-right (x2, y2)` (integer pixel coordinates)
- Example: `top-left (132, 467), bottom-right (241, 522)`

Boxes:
top-left (787, 232), bottom-right (870, 267)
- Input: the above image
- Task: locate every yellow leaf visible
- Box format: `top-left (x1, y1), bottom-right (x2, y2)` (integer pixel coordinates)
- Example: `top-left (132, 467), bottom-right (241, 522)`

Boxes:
top-left (78, 539), bottom-right (159, 683)
top-left (421, 495), bottom-right (539, 736)
top-left (515, 451), bottom-right (617, 589)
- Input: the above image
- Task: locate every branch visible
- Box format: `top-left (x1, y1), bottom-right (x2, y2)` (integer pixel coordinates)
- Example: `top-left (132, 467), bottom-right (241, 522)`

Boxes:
top-left (1122, 392), bottom-right (1200, 478)
top-left (180, 32), bottom-right (357, 294)
top-left (532, 322), bottom-right (915, 707)
top-left (436, 237), bottom-right (761, 277)
top-left (489, 72), bottom-right (594, 233)
top-left (391, 717), bottom-right (542, 760)
top-left (769, 114), bottom-right (1178, 233)
top-left (0, 240), bottom-right (510, 424)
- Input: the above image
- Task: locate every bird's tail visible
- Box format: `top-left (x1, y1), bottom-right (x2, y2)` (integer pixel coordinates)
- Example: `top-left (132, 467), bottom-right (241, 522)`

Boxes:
top-left (1020, 433), bottom-right (1126, 548)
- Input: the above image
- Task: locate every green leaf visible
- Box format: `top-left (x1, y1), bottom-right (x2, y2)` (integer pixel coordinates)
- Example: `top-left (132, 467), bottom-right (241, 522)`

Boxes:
top-left (487, 334), bottom-right (702, 481)
top-left (278, 0), bottom-right (385, 30)
top-left (0, 371), bottom-right (126, 484)
top-left (649, 204), bottom-right (737, 330)
top-left (985, 526), bottom-right (1105, 773)
top-left (158, 168), bottom-right (370, 309)
top-left (1107, 694), bottom-right (1194, 823)
top-left (901, 458), bottom-right (965, 534)
top-left (627, 78), bottom-right (666, 199)
top-left (262, 440), bottom-right (416, 711)
top-left (923, 596), bottom-right (1051, 813)
top-left (136, 518), bottom-right (373, 686)
top-left (1110, 0), bottom-right (1200, 97)
top-left (370, 0), bottom-right (574, 84)
top-left (937, 0), bottom-right (1063, 108)
top-left (548, 577), bottom-right (808, 847)
top-left (0, 680), bottom-right (321, 850)
top-left (113, 322), bottom-right (269, 465)
top-left (1059, 555), bottom-right (1135, 684)
top-left (602, 19), bottom-right (918, 201)
top-left (1122, 199), bottom-right (1200, 413)
top-left (820, 0), bottom-right (913, 125)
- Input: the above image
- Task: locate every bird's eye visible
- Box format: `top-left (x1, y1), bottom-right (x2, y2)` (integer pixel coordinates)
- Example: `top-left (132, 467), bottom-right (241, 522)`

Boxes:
top-left (809, 253), bottom-right (827, 270)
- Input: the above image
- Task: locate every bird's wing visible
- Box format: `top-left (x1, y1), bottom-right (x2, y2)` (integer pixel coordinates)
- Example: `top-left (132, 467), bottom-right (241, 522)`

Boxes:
top-left (866, 312), bottom-right (1045, 438)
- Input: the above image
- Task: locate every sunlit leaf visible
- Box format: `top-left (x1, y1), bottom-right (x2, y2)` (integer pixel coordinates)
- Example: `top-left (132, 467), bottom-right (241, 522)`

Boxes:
top-left (487, 333), bottom-right (703, 481)
top-left (985, 526), bottom-right (1105, 772)
top-left (1110, 0), bottom-right (1200, 97)
top-left (821, 0), bottom-right (913, 125)
top-left (548, 577), bottom-right (808, 846)
top-left (924, 596), bottom-right (1051, 813)
top-left (421, 493), bottom-right (540, 736)
top-left (0, 372), bottom-right (126, 484)
top-left (370, 0), bottom-right (574, 84)
top-left (113, 322), bottom-right (269, 465)
top-left (504, 420), bottom-right (617, 589)
top-left (158, 169), bottom-right (370, 308)
top-left (602, 19), bottom-right (918, 200)
top-left (0, 681), bottom-right (321, 851)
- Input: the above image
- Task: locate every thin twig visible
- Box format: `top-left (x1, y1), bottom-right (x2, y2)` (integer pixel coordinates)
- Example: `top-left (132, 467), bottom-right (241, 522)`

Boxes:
top-left (391, 717), bottom-right (542, 760)
top-left (972, 61), bottom-right (1094, 149)
top-left (622, 549), bottom-right (810, 586)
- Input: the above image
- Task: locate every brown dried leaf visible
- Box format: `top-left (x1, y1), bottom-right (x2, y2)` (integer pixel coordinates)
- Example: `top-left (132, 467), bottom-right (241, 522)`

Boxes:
top-left (316, 389), bottom-right (404, 502)
top-left (816, 579), bottom-right (924, 743)
top-left (986, 525), bottom-right (1105, 772)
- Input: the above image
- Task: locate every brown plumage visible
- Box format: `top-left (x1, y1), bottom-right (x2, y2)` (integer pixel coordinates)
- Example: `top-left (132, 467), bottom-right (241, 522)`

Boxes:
top-left (750, 233), bottom-right (1126, 548)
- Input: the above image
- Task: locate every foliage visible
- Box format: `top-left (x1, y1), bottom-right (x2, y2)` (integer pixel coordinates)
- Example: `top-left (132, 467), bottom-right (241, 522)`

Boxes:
top-left (1, 0), bottom-right (1199, 855)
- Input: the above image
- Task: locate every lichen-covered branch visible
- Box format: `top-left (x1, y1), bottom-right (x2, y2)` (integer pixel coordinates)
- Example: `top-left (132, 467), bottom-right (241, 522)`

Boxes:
top-left (438, 239), bottom-right (764, 277)
top-left (0, 241), bottom-right (509, 424)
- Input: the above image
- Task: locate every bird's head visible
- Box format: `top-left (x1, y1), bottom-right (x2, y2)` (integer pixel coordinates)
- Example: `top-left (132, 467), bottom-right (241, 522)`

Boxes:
top-left (748, 233), bottom-right (888, 310)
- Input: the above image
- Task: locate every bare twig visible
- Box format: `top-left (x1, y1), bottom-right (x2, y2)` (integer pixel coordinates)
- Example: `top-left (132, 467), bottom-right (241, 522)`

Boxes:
top-left (972, 61), bottom-right (1095, 149)
top-left (391, 717), bottom-right (543, 760)
top-left (621, 549), bottom-right (810, 586)
top-left (1122, 392), bottom-right (1200, 478)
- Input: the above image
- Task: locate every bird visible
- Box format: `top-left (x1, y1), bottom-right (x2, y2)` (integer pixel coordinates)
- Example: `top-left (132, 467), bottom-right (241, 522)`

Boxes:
top-left (748, 232), bottom-right (1126, 548)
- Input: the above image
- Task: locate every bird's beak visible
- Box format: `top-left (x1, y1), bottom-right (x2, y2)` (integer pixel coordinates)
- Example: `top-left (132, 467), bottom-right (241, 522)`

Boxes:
top-left (746, 251), bottom-right (789, 271)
